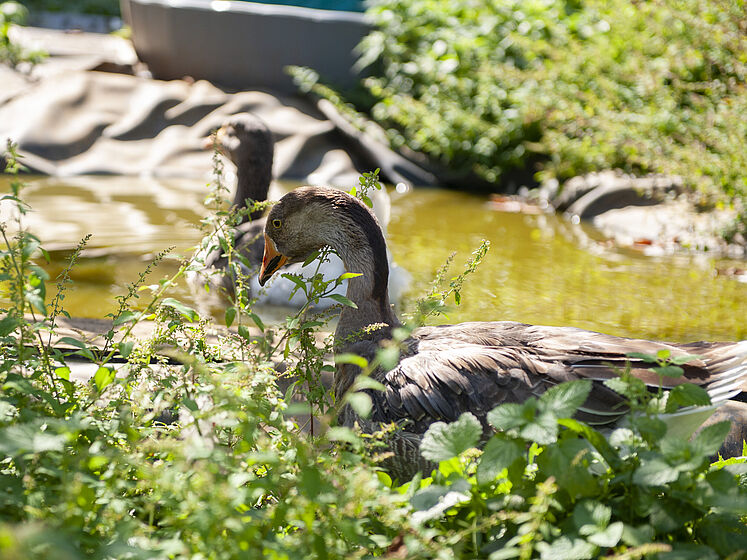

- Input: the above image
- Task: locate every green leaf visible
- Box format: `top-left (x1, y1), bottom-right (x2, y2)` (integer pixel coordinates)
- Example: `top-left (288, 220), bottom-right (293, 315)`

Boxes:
top-left (283, 402), bottom-right (310, 416)
top-left (344, 392), bottom-right (372, 418)
top-left (58, 336), bottom-right (87, 349)
top-left (302, 250), bottom-right (321, 267)
top-left (626, 351), bottom-right (657, 363)
top-left (338, 272), bottom-right (362, 280)
top-left (28, 266), bottom-right (48, 287)
top-left (88, 455), bottom-right (108, 471)
top-left (225, 306), bottom-right (236, 328)
top-left (280, 273), bottom-right (308, 297)
top-left (25, 292), bottom-right (46, 315)
top-left (238, 325), bottom-right (252, 341)
top-left (376, 471), bottom-right (392, 488)
top-left (587, 522), bottom-right (623, 548)
top-left (558, 418), bottom-right (619, 467)
top-left (574, 500), bottom-right (611, 533)
top-left (696, 516), bottom-right (747, 558)
top-left (488, 548), bottom-right (521, 560)
top-left (670, 354), bottom-right (702, 365)
top-left (112, 310), bottom-right (138, 326)
top-left (161, 298), bottom-right (200, 322)
top-left (656, 349), bottom-right (672, 360)
top-left (539, 380), bottom-right (591, 418)
top-left (652, 365), bottom-right (684, 378)
top-left (635, 416), bottom-right (667, 441)
top-left (300, 467), bottom-right (324, 500)
top-left (476, 436), bottom-right (524, 486)
top-left (59, 336), bottom-right (97, 362)
top-left (420, 412), bottom-right (482, 462)
top-left (248, 312), bottom-right (265, 332)
top-left (377, 346), bottom-right (400, 371)
top-left (3, 374), bottom-right (35, 395)
top-left (182, 398), bottom-right (198, 412)
top-left (335, 353), bottom-right (369, 369)
top-left (633, 455), bottom-right (679, 486)
top-left (326, 426), bottom-right (360, 444)
top-left (487, 402), bottom-right (527, 431)
top-left (537, 436), bottom-right (598, 498)
top-left (328, 294), bottom-right (358, 308)
top-left (604, 375), bottom-right (647, 397)
top-left (0, 425), bottom-right (66, 455)
top-left (117, 341), bottom-right (135, 359)
top-left (410, 480), bottom-right (471, 523)
top-left (93, 366), bottom-right (115, 391)
top-left (0, 315), bottom-right (19, 336)
top-left (621, 524), bottom-right (655, 546)
top-left (520, 411), bottom-right (558, 445)
top-left (0, 401), bottom-right (19, 422)
top-left (488, 399), bottom-right (559, 444)
top-left (537, 537), bottom-right (595, 560)
top-left (664, 383), bottom-right (711, 413)
top-left (692, 421), bottom-right (730, 457)
top-left (351, 376), bottom-right (386, 392)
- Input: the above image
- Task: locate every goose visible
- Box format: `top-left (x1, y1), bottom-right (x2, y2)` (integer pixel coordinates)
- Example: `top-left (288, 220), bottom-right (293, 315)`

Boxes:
top-left (192, 113), bottom-right (409, 308)
top-left (258, 186), bottom-right (747, 480)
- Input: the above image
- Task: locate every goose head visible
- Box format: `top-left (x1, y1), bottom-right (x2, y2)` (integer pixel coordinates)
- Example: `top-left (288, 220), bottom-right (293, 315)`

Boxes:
top-left (258, 187), bottom-right (386, 282)
top-left (206, 113), bottom-right (274, 218)
top-left (214, 114), bottom-right (273, 168)
top-left (258, 186), bottom-right (398, 339)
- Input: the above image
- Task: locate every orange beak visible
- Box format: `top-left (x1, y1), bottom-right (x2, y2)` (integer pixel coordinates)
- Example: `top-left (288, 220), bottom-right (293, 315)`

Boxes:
top-left (259, 233), bottom-right (288, 286)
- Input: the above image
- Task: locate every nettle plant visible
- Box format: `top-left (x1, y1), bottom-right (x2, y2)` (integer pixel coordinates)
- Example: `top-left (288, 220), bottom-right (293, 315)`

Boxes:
top-left (401, 356), bottom-right (747, 559)
top-left (1, 139), bottom-right (745, 559)
top-left (0, 143), bottom-right (414, 558)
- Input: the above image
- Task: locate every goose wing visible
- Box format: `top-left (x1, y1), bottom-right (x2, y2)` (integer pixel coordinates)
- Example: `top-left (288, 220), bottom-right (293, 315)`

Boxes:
top-left (370, 321), bottom-right (746, 432)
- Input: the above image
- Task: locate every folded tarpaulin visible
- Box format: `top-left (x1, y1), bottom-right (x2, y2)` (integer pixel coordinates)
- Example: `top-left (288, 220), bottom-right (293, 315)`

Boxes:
top-left (1, 67), bottom-right (436, 190)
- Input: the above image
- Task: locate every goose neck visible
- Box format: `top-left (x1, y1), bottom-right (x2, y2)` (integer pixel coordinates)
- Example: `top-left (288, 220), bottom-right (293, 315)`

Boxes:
top-left (234, 163), bottom-right (271, 221)
top-left (329, 220), bottom-right (399, 346)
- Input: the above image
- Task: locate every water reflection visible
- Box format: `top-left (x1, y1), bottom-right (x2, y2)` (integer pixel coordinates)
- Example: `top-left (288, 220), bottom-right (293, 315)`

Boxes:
top-left (1, 175), bottom-right (745, 341)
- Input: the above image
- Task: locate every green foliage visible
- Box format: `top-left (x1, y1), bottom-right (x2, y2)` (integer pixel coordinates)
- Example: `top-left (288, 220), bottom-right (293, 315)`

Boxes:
top-left (407, 238), bottom-right (490, 324)
top-left (2, 141), bottom-right (746, 558)
top-left (411, 378), bottom-right (746, 559)
top-left (301, 0), bottom-right (747, 230)
top-left (0, 1), bottom-right (46, 68)
top-left (0, 142), bottom-right (411, 558)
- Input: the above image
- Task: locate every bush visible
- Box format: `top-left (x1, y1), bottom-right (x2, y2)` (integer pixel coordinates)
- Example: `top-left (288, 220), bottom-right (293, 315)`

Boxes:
top-left (299, 0), bottom-right (747, 231)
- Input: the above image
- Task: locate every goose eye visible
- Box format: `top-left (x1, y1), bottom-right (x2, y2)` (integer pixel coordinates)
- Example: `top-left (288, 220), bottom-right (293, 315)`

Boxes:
top-left (272, 219), bottom-right (282, 228)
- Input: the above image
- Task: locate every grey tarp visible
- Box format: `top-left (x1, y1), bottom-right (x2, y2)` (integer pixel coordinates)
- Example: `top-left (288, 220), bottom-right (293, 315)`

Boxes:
top-left (0, 27), bottom-right (434, 187)
top-left (1, 69), bottom-right (392, 186)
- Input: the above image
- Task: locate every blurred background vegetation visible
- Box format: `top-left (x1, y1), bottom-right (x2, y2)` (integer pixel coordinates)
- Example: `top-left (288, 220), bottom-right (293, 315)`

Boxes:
top-left (305, 0), bottom-right (747, 234)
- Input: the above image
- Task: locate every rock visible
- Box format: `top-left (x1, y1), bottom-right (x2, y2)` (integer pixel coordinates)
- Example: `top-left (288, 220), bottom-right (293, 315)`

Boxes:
top-left (543, 170), bottom-right (745, 258)
top-left (551, 170), bottom-right (682, 218)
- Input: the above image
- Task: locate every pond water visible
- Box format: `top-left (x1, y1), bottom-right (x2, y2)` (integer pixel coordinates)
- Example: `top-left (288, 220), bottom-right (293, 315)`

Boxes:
top-left (1, 175), bottom-right (745, 342)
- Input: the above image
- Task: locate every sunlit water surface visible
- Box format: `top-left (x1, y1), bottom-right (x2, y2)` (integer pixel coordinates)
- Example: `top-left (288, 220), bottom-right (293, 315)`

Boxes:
top-left (1, 175), bottom-right (745, 342)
